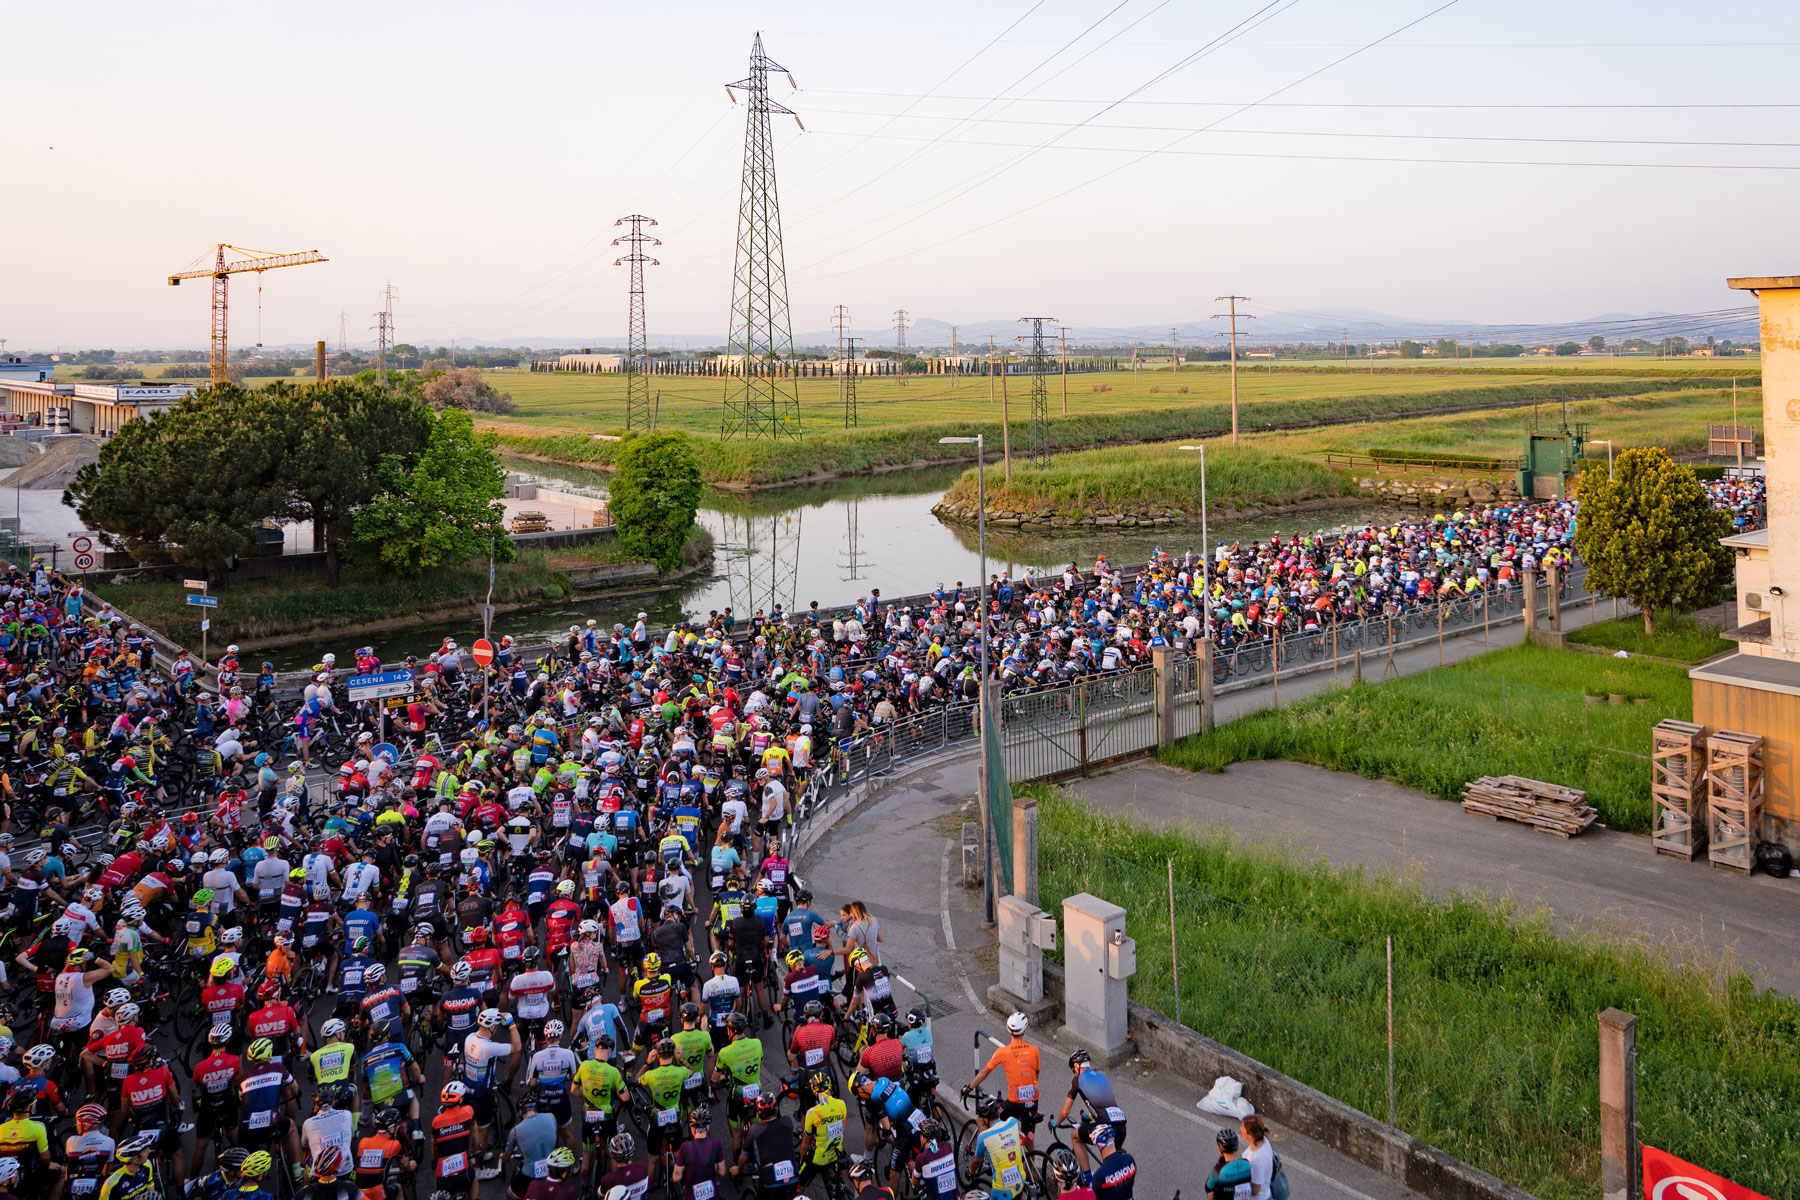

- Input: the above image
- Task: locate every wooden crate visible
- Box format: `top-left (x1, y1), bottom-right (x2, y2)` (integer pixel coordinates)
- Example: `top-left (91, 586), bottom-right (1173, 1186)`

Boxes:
top-left (1651, 719), bottom-right (1708, 860)
top-left (1706, 730), bottom-right (1764, 874)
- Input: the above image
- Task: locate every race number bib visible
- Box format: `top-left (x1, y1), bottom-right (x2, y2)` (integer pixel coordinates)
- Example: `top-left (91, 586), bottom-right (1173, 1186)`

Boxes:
top-left (1017, 1083), bottom-right (1036, 1104)
top-left (1001, 1165), bottom-right (1025, 1191)
top-left (740, 1082), bottom-right (760, 1101)
top-left (1106, 1105), bottom-right (1126, 1123)
top-left (247, 1109), bottom-right (274, 1129)
top-left (437, 1152), bottom-right (467, 1176)
top-left (804, 1047), bottom-right (824, 1067)
top-left (906, 1109), bottom-right (928, 1132)
top-left (656, 1107), bottom-right (679, 1127)
top-left (692, 1183), bottom-right (715, 1200)
top-left (771, 1161), bottom-right (795, 1184)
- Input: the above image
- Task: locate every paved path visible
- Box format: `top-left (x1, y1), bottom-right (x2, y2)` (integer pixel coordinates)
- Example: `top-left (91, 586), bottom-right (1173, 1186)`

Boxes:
top-left (1068, 758), bottom-right (1800, 998)
top-left (799, 750), bottom-right (1419, 1200)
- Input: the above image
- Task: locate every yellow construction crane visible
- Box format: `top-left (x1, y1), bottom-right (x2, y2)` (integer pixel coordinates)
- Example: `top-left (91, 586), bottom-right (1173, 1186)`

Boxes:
top-left (168, 244), bottom-right (328, 385)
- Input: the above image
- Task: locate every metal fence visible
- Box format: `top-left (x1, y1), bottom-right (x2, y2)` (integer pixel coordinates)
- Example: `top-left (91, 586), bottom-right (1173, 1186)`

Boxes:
top-left (792, 701), bottom-right (980, 839)
top-left (1000, 663), bottom-right (1164, 783)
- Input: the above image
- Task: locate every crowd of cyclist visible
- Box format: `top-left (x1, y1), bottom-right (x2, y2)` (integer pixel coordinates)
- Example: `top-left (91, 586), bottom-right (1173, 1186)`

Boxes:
top-left (0, 478), bottom-right (1763, 1200)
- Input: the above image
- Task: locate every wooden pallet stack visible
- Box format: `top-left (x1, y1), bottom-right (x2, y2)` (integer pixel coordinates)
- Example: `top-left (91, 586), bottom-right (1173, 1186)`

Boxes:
top-left (1706, 730), bottom-right (1765, 874)
top-left (1461, 775), bottom-right (1599, 838)
top-left (1651, 719), bottom-right (1709, 860)
top-left (508, 510), bottom-right (553, 534)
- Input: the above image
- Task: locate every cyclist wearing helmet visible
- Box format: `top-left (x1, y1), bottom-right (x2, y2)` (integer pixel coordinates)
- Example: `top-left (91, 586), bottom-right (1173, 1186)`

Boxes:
top-left (672, 1107), bottom-right (726, 1200)
top-left (438, 963), bottom-right (483, 1056)
top-left (734, 1093), bottom-right (799, 1200)
top-left (1058, 1049), bottom-right (1126, 1171)
top-left (301, 1085), bottom-right (357, 1184)
top-left (779, 948), bottom-right (827, 1028)
top-left (968, 1091), bottom-right (1027, 1200)
top-left (248, 976), bottom-right (307, 1063)
top-left (629, 952), bottom-right (674, 1051)
top-left (190, 1025), bottom-right (243, 1179)
top-left (668, 1004), bottom-right (713, 1117)
top-left (505, 945), bottom-right (558, 1048)
top-left (361, 1020), bottom-right (425, 1132)
top-left (522, 1018), bottom-right (579, 1146)
top-left (710, 1013), bottom-right (764, 1156)
top-left (202, 954), bottom-right (249, 1048)
top-left (358, 961), bottom-right (410, 1046)
top-left (850, 1067), bottom-right (925, 1193)
top-left (699, 952), bottom-right (741, 1051)
top-left (596, 1131), bottom-right (647, 1200)
top-left (900, 1007), bottom-right (935, 1071)
top-left (237, 1038), bottom-right (304, 1175)
top-left (234, 1151), bottom-right (279, 1200)
top-left (573, 1036), bottom-right (628, 1181)
top-left (501, 1091), bottom-right (558, 1200)
top-left (120, 1045), bottom-right (185, 1190)
top-left (65, 1104), bottom-right (115, 1200)
top-left (332, 935), bottom-right (379, 1020)
top-left (461, 1009), bottom-right (520, 1176)
top-left (352, 1107), bottom-right (414, 1200)
top-left (310, 1019), bottom-right (357, 1090)
top-left (969, 1012), bottom-right (1040, 1134)
top-left (723, 889), bottom-right (773, 1030)
top-left (908, 1120), bottom-right (959, 1199)
top-left (295, 1145), bottom-right (359, 1200)
top-left (50, 947), bottom-right (115, 1033)
top-left (795, 1071), bottom-right (847, 1195)
top-left (96, 1134), bottom-right (157, 1200)
top-left (0, 1089), bottom-right (60, 1200)
top-left (185, 888), bottom-right (220, 959)
top-left (634, 1037), bottom-right (690, 1189)
top-left (1088, 1123), bottom-right (1135, 1200)
top-left (522, 1145), bottom-right (578, 1200)
top-left (429, 1083), bottom-right (477, 1200)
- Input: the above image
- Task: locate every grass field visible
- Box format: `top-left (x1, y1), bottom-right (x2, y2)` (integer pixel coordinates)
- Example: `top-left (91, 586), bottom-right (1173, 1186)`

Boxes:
top-left (1567, 610), bottom-right (1736, 663)
top-left (482, 366), bottom-right (1755, 486)
top-left (1035, 787), bottom-right (1800, 1200)
top-left (939, 441), bottom-right (1353, 513)
top-left (1160, 643), bottom-right (1690, 833)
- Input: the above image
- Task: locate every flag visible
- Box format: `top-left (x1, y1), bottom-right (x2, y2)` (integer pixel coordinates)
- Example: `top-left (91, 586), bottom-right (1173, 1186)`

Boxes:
top-left (1642, 1145), bottom-right (1771, 1200)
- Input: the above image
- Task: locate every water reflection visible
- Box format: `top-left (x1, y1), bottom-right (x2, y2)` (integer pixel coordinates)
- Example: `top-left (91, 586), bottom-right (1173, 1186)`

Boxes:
top-left (263, 458), bottom-right (1406, 669)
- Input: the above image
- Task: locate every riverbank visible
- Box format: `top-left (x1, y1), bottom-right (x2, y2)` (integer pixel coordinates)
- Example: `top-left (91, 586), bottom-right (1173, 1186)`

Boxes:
top-left (492, 375), bottom-right (1739, 488)
top-left (92, 530), bottom-right (713, 651)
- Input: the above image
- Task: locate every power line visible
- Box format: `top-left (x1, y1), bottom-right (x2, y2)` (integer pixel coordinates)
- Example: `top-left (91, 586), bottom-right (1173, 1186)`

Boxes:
top-left (805, 89), bottom-right (1800, 112)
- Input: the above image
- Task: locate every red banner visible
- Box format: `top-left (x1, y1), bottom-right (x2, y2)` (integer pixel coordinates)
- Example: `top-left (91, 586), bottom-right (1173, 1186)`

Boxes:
top-left (1643, 1145), bottom-right (1771, 1200)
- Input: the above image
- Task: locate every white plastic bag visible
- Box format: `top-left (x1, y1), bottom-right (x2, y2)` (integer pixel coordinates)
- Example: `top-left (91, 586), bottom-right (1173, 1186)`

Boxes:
top-left (1196, 1075), bottom-right (1256, 1119)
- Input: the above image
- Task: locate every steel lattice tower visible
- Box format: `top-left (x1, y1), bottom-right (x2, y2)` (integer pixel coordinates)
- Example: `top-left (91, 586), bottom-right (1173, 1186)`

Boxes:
top-left (373, 282), bottom-right (397, 384)
top-left (893, 308), bottom-right (909, 386)
top-left (613, 214), bottom-right (661, 431)
top-left (721, 34), bottom-right (803, 440)
top-left (1020, 316), bottom-right (1057, 466)
top-left (831, 305), bottom-right (855, 428)
top-left (843, 336), bottom-right (860, 428)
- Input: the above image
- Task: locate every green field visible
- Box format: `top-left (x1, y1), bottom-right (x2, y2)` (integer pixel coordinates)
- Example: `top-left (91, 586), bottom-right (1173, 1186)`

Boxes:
top-left (479, 366), bottom-right (1756, 486)
top-left (1035, 787), bottom-right (1800, 1200)
top-left (1161, 643), bottom-right (1691, 833)
top-left (1566, 611), bottom-right (1736, 663)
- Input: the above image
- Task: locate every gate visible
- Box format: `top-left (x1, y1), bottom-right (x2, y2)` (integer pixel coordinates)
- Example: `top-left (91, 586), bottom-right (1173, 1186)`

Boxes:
top-left (1001, 661), bottom-right (1164, 783)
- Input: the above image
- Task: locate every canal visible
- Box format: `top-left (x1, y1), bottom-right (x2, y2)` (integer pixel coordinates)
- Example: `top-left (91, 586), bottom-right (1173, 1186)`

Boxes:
top-left (265, 459), bottom-right (1406, 669)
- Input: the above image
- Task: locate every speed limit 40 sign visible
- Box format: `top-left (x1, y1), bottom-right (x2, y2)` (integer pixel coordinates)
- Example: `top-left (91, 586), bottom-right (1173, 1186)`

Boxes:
top-left (73, 553), bottom-right (94, 570)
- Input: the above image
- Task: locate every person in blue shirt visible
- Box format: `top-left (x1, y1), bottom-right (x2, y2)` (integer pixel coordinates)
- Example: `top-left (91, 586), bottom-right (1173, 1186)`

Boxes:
top-left (852, 1070), bottom-right (924, 1192)
top-left (1058, 1048), bottom-right (1126, 1172)
top-left (361, 1033), bottom-right (424, 1126)
top-left (530, 724), bottom-right (559, 766)
top-left (333, 937), bottom-right (378, 1019)
top-left (344, 902), bottom-right (383, 957)
top-left (574, 990), bottom-right (623, 1056)
top-left (780, 888), bottom-right (824, 954)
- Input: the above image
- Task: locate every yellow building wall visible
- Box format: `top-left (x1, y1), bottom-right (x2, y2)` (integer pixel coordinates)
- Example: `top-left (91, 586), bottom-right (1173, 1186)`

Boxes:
top-left (1692, 679), bottom-right (1797, 823)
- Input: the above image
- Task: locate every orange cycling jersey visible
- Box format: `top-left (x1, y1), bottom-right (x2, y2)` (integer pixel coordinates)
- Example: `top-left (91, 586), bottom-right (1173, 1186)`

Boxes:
top-left (984, 1040), bottom-right (1041, 1106)
top-left (265, 945), bottom-right (295, 983)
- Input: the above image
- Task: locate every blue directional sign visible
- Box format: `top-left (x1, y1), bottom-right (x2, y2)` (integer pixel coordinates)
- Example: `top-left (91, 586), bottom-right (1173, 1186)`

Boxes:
top-left (185, 594), bottom-right (219, 608)
top-left (346, 669), bottom-right (415, 702)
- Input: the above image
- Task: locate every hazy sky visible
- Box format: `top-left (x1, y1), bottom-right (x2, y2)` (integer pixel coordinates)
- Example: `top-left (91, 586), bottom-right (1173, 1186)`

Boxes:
top-left (7, 0), bottom-right (1800, 350)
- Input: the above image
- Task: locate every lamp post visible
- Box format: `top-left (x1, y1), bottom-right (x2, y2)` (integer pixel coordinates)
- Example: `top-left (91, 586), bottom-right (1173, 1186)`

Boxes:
top-left (1179, 444), bottom-right (1209, 578)
top-left (1590, 439), bottom-right (1614, 479)
top-left (942, 434), bottom-right (994, 922)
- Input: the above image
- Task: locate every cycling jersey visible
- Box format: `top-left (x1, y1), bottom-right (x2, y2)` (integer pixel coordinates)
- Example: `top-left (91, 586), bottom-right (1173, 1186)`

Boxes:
top-left (574, 1059), bottom-right (626, 1114)
top-left (974, 1117), bottom-right (1027, 1200)
top-left (802, 1097), bottom-right (846, 1165)
top-left (362, 1040), bottom-right (415, 1106)
top-left (309, 1040), bottom-right (356, 1086)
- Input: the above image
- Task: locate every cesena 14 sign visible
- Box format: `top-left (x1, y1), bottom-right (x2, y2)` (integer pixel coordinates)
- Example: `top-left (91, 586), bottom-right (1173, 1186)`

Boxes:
top-left (1644, 1145), bottom-right (1771, 1200)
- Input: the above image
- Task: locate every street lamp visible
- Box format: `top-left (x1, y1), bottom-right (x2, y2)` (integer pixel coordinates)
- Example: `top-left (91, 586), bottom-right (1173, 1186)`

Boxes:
top-left (941, 434), bottom-right (994, 923)
top-left (1178, 445), bottom-right (1209, 577)
top-left (1590, 439), bottom-right (1614, 479)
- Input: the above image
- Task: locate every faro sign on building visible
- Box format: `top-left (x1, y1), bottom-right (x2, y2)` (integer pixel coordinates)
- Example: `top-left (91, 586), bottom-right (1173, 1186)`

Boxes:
top-left (1644, 1145), bottom-right (1771, 1200)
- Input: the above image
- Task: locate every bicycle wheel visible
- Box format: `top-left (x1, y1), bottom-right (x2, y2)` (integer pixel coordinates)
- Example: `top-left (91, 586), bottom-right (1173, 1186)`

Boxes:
top-left (173, 981), bottom-right (207, 1045)
top-left (954, 1117), bottom-right (980, 1188)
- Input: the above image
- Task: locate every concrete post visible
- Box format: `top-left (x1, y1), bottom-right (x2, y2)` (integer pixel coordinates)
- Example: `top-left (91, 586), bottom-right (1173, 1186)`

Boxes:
top-left (1198, 639), bottom-right (1216, 732)
top-left (1060, 893), bottom-right (1135, 1065)
top-left (1151, 647), bottom-right (1176, 749)
top-left (1011, 795), bottom-right (1038, 907)
top-left (1523, 569), bottom-right (1539, 633)
top-left (1353, 648), bottom-right (1364, 683)
top-left (1547, 562), bottom-right (1563, 633)
top-left (1599, 1008), bottom-right (1638, 1200)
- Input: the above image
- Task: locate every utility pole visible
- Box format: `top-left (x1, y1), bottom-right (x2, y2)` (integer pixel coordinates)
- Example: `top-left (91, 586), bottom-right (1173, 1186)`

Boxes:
top-left (1342, 327), bottom-right (1349, 368)
top-left (1059, 326), bottom-right (1069, 416)
top-left (1213, 296), bottom-right (1252, 443)
top-left (373, 282), bottom-right (397, 385)
top-left (893, 309), bottom-right (910, 387)
top-left (1131, 340), bottom-right (1139, 378)
top-left (338, 311), bottom-right (348, 357)
top-left (999, 347), bottom-right (1013, 482)
top-left (987, 336), bottom-right (997, 405)
top-left (1170, 326), bottom-right (1180, 374)
top-left (613, 214), bottom-right (661, 431)
top-left (1019, 317), bottom-right (1056, 467)
top-left (721, 33), bottom-right (804, 440)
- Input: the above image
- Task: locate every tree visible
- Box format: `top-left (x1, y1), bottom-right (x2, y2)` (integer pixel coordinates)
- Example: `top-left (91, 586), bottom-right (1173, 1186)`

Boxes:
top-left (421, 367), bottom-right (515, 414)
top-left (64, 384), bottom-right (289, 581)
top-left (609, 432), bottom-right (702, 572)
top-left (1573, 448), bottom-right (1733, 634)
top-left (352, 408), bottom-right (513, 574)
top-left (1399, 340), bottom-right (1424, 359)
top-left (262, 379), bottom-right (433, 586)
top-left (1587, 335), bottom-right (1606, 353)
top-left (1554, 342), bottom-right (1582, 356)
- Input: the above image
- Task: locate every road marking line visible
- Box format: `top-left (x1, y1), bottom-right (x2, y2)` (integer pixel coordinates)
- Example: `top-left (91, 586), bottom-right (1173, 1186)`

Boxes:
top-left (1139, 1085), bottom-right (1389, 1200)
top-left (957, 972), bottom-right (984, 1013)
top-left (940, 841), bottom-right (956, 950)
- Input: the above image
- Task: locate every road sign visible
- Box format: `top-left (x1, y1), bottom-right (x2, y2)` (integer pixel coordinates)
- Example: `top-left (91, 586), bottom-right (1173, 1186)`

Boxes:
top-left (200, 618), bottom-right (210, 632)
top-left (73, 553), bottom-right (94, 570)
top-left (183, 579), bottom-right (207, 590)
top-left (72, 537), bottom-right (92, 554)
top-left (185, 594), bottom-right (219, 608)
top-left (383, 695), bottom-right (411, 710)
top-left (347, 668), bottom-right (415, 703)
top-left (471, 638), bottom-right (494, 667)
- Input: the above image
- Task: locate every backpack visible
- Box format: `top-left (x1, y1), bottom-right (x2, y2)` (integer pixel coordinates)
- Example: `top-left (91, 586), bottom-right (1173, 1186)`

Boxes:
top-left (1271, 1152), bottom-right (1291, 1200)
